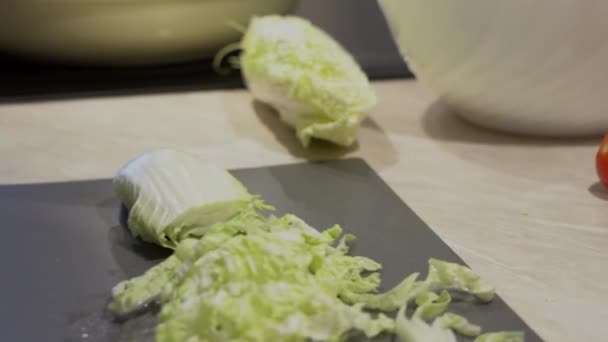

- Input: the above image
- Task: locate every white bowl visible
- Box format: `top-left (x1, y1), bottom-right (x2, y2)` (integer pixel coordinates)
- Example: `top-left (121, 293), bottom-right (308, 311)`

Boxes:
top-left (379, 0), bottom-right (608, 137)
top-left (0, 0), bottom-right (294, 66)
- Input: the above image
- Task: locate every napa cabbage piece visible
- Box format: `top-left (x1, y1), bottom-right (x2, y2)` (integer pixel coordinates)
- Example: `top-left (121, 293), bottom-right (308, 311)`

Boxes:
top-left (240, 15), bottom-right (377, 147)
top-left (114, 149), bottom-right (261, 248)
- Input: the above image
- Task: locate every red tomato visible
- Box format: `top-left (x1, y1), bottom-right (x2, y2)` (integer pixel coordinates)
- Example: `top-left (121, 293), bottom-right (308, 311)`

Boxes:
top-left (596, 134), bottom-right (608, 188)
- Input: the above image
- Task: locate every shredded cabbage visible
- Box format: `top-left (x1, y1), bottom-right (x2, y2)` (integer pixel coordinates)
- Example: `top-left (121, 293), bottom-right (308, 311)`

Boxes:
top-left (436, 312), bottom-right (482, 337)
top-left (474, 331), bottom-right (525, 342)
top-left (110, 153), bottom-right (524, 341)
top-left (395, 305), bottom-right (457, 342)
top-left (425, 258), bottom-right (496, 303)
top-left (413, 290), bottom-right (451, 321)
top-left (110, 255), bottom-right (182, 317)
top-left (153, 214), bottom-right (396, 341)
top-left (240, 15), bottom-right (377, 147)
top-left (111, 210), bottom-right (518, 341)
top-left (339, 258), bottom-right (496, 313)
top-left (395, 308), bottom-right (483, 341)
top-left (340, 272), bottom-right (422, 311)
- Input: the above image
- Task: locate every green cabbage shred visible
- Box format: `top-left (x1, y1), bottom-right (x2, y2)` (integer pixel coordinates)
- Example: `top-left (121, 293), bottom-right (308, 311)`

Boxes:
top-left (474, 331), bottom-right (525, 342)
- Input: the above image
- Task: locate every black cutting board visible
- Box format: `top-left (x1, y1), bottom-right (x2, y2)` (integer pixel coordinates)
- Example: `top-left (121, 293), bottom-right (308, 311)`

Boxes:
top-left (0, 159), bottom-right (541, 341)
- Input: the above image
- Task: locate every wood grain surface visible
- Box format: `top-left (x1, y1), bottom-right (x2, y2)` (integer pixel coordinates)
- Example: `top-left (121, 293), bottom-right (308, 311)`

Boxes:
top-left (0, 80), bottom-right (605, 341)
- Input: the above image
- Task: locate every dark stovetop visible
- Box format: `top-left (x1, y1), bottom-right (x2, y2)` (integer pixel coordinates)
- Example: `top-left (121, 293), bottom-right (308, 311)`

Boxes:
top-left (0, 0), bottom-right (412, 102)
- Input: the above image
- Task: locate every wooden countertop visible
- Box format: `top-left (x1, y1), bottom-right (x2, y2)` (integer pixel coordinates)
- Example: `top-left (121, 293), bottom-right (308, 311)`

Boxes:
top-left (1, 79), bottom-right (605, 341)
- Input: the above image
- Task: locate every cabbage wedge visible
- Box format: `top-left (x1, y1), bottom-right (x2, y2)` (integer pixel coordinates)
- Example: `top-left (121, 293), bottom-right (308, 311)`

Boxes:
top-left (240, 16), bottom-right (377, 147)
top-left (114, 149), bottom-right (259, 248)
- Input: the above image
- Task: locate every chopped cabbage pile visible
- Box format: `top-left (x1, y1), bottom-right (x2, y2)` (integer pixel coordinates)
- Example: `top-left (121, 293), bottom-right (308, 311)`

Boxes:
top-left (110, 150), bottom-right (524, 341)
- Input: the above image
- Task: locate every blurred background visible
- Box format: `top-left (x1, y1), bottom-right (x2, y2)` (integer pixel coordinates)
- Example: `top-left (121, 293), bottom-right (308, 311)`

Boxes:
top-left (3, 0), bottom-right (607, 138)
top-left (0, 0), bottom-right (411, 101)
